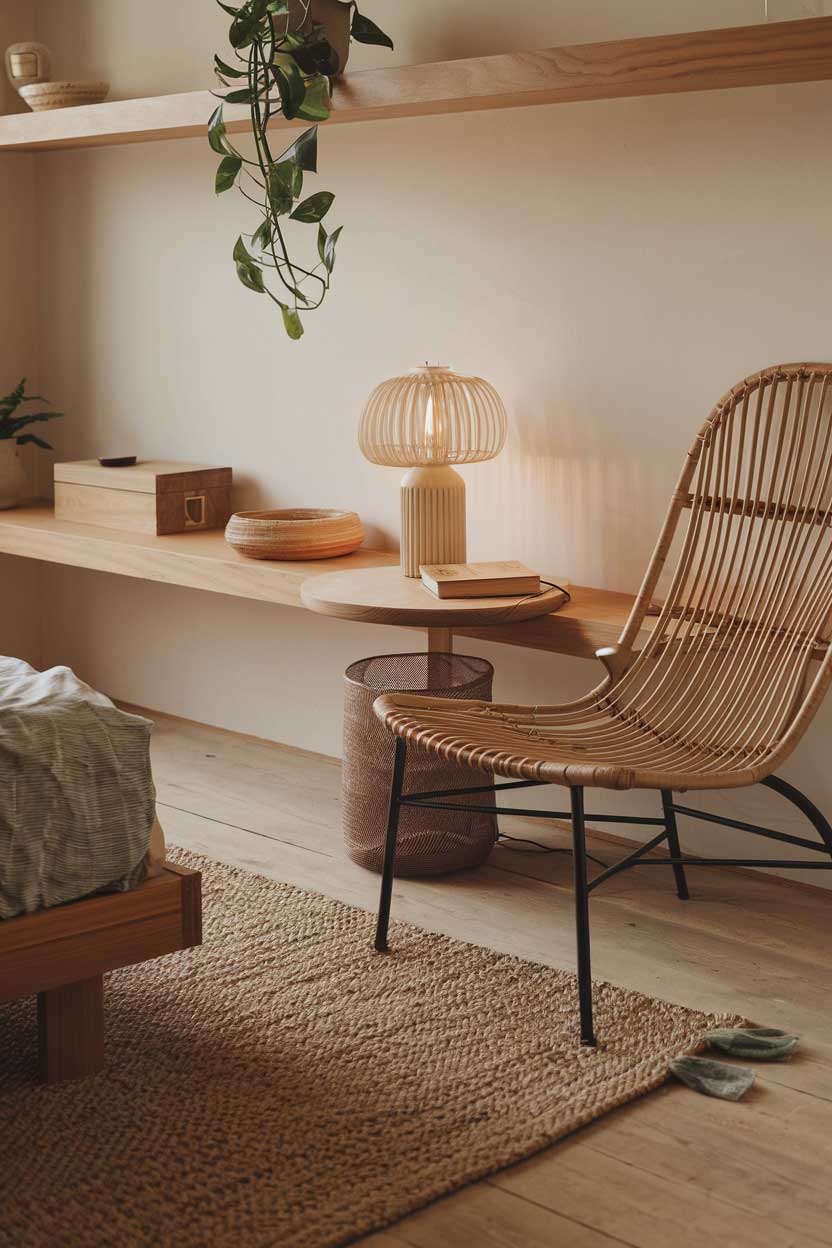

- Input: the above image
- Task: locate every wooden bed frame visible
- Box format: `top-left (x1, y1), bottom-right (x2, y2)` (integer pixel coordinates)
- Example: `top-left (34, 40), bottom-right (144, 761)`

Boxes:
top-left (0, 862), bottom-right (202, 1083)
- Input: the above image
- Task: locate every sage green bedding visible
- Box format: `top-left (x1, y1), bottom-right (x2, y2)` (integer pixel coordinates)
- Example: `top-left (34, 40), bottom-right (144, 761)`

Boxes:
top-left (0, 657), bottom-right (156, 918)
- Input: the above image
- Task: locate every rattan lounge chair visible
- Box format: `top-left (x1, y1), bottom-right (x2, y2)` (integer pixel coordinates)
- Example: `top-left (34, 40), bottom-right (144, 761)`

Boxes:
top-left (372, 363), bottom-right (832, 1046)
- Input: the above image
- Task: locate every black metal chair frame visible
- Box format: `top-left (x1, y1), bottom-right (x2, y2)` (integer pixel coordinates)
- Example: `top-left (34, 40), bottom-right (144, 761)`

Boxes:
top-left (374, 736), bottom-right (832, 1047)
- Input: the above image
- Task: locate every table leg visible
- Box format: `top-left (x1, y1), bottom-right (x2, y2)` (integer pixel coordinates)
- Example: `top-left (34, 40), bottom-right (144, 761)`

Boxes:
top-left (427, 627), bottom-right (453, 654)
top-left (427, 627), bottom-right (453, 689)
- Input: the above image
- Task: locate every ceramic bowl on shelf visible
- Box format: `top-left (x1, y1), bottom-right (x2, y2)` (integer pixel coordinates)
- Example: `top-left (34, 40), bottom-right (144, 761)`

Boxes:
top-left (225, 508), bottom-right (364, 561)
top-left (19, 80), bottom-right (110, 111)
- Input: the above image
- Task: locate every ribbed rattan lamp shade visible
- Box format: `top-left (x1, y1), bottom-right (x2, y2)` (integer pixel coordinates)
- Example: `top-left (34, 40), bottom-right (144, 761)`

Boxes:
top-left (359, 366), bottom-right (508, 576)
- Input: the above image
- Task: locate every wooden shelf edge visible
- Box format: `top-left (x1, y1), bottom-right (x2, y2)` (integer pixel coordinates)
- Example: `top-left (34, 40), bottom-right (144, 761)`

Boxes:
top-left (0, 506), bottom-right (638, 659)
top-left (1, 16), bottom-right (830, 152)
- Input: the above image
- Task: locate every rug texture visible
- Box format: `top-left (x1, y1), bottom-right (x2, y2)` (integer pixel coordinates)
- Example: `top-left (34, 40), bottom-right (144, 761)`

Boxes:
top-left (0, 849), bottom-right (740, 1248)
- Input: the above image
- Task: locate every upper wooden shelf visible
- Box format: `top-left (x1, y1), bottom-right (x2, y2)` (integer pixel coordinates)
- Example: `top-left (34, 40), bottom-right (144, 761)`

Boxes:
top-left (0, 506), bottom-right (639, 659)
top-left (1, 16), bottom-right (831, 153)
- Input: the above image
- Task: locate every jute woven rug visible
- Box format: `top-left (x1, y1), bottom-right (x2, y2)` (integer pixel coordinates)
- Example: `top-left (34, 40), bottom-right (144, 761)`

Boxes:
top-left (0, 849), bottom-right (739, 1248)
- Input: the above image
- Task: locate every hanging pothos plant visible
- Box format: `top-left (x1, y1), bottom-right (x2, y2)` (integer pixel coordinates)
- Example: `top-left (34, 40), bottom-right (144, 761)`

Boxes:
top-left (210, 0), bottom-right (393, 340)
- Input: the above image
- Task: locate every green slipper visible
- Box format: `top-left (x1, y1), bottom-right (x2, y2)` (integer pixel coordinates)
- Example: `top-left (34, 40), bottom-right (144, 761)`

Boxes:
top-left (706, 1027), bottom-right (800, 1061)
top-left (669, 1056), bottom-right (756, 1101)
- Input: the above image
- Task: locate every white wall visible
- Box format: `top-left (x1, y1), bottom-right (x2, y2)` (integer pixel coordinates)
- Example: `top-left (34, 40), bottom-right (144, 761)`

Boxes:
top-left (8, 1), bottom-right (832, 881)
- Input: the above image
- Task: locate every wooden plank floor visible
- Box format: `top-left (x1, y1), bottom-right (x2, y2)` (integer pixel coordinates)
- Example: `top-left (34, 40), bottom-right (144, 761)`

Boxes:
top-left (144, 706), bottom-right (832, 1248)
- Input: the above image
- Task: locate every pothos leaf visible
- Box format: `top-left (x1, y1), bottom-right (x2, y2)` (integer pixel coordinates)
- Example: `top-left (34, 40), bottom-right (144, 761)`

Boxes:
top-left (296, 76), bottom-right (331, 123)
top-left (215, 154), bottom-right (242, 193)
top-left (267, 162), bottom-right (295, 216)
top-left (214, 54), bottom-right (247, 79)
top-left (272, 62), bottom-right (306, 120)
top-left (280, 306), bottom-right (304, 339)
top-left (223, 87), bottom-right (253, 105)
top-left (290, 191), bottom-right (334, 223)
top-left (251, 217), bottom-right (273, 251)
top-left (208, 103), bottom-right (231, 155)
top-left (350, 10), bottom-right (394, 50)
top-left (324, 225), bottom-right (342, 273)
top-left (284, 125), bottom-right (318, 172)
top-left (233, 236), bottom-right (265, 292)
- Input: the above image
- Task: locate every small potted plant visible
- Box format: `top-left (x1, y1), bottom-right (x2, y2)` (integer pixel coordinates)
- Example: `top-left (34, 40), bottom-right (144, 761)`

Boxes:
top-left (210, 0), bottom-right (393, 340)
top-left (0, 379), bottom-right (63, 509)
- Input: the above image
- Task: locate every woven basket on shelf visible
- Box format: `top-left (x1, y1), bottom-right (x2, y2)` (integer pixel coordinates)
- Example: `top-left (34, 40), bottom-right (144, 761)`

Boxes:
top-left (343, 653), bottom-right (496, 876)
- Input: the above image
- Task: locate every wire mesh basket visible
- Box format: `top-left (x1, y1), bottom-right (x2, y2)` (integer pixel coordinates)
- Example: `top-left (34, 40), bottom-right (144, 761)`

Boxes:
top-left (343, 652), bottom-right (497, 876)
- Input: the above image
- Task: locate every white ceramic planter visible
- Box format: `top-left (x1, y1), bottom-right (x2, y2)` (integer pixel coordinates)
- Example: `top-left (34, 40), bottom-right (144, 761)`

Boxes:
top-left (0, 440), bottom-right (28, 509)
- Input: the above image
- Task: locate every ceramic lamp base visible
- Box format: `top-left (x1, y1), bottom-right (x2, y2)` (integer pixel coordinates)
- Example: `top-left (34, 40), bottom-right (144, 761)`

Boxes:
top-left (400, 464), bottom-right (466, 577)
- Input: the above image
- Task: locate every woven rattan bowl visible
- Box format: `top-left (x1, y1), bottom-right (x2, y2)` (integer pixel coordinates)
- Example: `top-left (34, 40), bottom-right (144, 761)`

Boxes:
top-left (225, 508), bottom-right (364, 561)
top-left (19, 80), bottom-right (110, 110)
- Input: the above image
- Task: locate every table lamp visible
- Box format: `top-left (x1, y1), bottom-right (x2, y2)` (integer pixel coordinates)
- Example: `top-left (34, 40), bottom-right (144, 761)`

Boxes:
top-left (358, 364), bottom-right (507, 576)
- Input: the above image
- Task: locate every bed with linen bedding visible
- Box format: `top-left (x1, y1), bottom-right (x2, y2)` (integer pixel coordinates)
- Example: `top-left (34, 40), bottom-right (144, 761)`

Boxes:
top-left (0, 657), bottom-right (201, 1083)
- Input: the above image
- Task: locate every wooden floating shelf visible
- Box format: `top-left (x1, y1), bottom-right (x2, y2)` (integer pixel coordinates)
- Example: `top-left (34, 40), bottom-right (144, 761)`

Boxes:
top-left (1, 16), bottom-right (831, 152)
top-left (0, 506), bottom-right (639, 659)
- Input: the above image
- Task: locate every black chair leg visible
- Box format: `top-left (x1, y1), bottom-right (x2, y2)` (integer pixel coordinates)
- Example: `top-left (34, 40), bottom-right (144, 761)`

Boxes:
top-left (375, 736), bottom-right (407, 953)
top-left (661, 789), bottom-right (690, 901)
top-left (570, 786), bottom-right (597, 1047)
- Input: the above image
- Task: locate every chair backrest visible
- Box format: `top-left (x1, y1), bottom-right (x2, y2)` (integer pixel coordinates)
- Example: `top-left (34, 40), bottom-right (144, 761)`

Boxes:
top-left (615, 363), bottom-right (832, 774)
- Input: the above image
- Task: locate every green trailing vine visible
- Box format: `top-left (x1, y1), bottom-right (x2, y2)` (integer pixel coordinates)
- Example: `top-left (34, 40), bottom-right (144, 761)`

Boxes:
top-left (210, 0), bottom-right (393, 340)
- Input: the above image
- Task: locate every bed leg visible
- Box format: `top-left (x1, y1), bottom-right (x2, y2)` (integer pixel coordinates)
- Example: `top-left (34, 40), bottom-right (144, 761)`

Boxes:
top-left (37, 975), bottom-right (105, 1083)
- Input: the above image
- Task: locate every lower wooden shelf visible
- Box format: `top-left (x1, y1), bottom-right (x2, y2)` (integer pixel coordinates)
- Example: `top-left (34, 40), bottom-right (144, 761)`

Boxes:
top-left (0, 505), bottom-right (640, 659)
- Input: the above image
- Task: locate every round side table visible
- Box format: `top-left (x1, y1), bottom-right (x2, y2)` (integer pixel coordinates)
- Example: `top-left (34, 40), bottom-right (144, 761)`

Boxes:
top-left (301, 565), bottom-right (567, 655)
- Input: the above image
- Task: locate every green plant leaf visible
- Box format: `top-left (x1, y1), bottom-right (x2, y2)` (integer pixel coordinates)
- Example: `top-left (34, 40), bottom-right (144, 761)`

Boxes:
top-left (350, 10), bottom-right (394, 50)
top-left (251, 217), bottom-right (273, 251)
top-left (233, 235), bottom-right (265, 292)
top-left (216, 1), bottom-right (241, 15)
top-left (267, 0), bottom-right (289, 12)
top-left (285, 125), bottom-right (318, 172)
top-left (208, 103), bottom-right (231, 155)
top-left (290, 191), bottom-right (334, 223)
top-left (214, 54), bottom-right (247, 79)
top-left (216, 154), bottom-right (242, 193)
top-left (317, 223), bottom-right (327, 265)
top-left (267, 161), bottom-right (295, 216)
top-left (296, 76), bottom-right (331, 122)
top-left (0, 379), bottom-right (26, 416)
top-left (324, 224), bottom-right (342, 272)
top-left (272, 62), bottom-right (306, 120)
top-left (229, 0), bottom-right (269, 48)
top-left (223, 87), bottom-right (253, 105)
top-left (2, 411), bottom-right (63, 437)
top-left (280, 305), bottom-right (304, 339)
top-left (16, 433), bottom-right (52, 450)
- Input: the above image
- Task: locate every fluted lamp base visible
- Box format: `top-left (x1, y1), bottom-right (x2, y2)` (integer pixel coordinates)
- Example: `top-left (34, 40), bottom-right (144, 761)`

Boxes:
top-left (400, 464), bottom-right (466, 577)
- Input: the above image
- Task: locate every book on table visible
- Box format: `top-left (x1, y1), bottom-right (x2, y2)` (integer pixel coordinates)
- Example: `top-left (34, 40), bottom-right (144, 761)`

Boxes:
top-left (420, 561), bottom-right (541, 599)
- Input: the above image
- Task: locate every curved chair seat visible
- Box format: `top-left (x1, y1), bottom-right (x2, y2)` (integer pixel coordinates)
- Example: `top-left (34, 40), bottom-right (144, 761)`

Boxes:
top-left (373, 691), bottom-right (764, 792)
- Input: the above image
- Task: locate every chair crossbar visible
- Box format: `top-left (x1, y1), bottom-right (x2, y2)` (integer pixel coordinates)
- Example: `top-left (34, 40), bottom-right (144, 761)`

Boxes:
top-left (626, 857), bottom-right (832, 869)
top-left (671, 802), bottom-right (831, 853)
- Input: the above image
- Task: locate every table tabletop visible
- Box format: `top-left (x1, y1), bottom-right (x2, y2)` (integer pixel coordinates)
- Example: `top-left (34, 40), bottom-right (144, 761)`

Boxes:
top-left (300, 565), bottom-right (568, 630)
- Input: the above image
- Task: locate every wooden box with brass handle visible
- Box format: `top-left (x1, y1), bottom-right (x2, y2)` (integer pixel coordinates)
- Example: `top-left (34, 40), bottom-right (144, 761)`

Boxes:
top-left (54, 459), bottom-right (232, 536)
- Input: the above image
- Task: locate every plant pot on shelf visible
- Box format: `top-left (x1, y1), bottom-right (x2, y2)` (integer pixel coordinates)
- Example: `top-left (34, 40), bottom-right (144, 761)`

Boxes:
top-left (288, 0), bottom-right (352, 74)
top-left (0, 441), bottom-right (28, 509)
